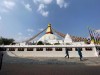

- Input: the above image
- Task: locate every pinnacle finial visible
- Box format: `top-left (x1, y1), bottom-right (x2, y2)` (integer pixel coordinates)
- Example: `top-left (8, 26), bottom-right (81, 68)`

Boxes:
top-left (46, 23), bottom-right (53, 34)
top-left (48, 23), bottom-right (51, 27)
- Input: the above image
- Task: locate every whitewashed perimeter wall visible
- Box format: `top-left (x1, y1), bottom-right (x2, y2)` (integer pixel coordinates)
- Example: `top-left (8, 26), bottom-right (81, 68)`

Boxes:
top-left (5, 47), bottom-right (98, 57)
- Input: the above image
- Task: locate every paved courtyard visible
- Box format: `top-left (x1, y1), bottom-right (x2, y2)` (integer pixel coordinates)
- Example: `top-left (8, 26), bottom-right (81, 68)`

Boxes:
top-left (0, 55), bottom-right (100, 75)
top-left (2, 54), bottom-right (100, 66)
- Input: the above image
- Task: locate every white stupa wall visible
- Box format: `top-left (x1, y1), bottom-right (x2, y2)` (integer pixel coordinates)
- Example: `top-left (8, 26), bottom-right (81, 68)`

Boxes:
top-left (2, 44), bottom-right (99, 57)
top-left (64, 34), bottom-right (72, 43)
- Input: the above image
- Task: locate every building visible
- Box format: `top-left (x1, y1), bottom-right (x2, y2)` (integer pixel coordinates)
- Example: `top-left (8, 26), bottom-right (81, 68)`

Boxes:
top-left (0, 24), bottom-right (100, 57)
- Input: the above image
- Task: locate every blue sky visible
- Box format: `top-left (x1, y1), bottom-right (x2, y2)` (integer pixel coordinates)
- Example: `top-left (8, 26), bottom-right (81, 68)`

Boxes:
top-left (0, 0), bottom-right (100, 42)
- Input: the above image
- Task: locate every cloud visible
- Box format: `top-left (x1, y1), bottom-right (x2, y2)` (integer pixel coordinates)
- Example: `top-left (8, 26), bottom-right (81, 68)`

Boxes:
top-left (0, 0), bottom-right (15, 13)
top-left (96, 30), bottom-right (100, 33)
top-left (33, 0), bottom-right (69, 17)
top-left (33, 0), bottom-right (53, 5)
top-left (18, 32), bottom-right (23, 36)
top-left (16, 32), bottom-right (29, 42)
top-left (15, 32), bottom-right (32, 42)
top-left (28, 34), bottom-right (31, 36)
top-left (15, 36), bottom-right (29, 42)
top-left (0, 16), bottom-right (2, 20)
top-left (27, 28), bottom-right (34, 32)
top-left (38, 28), bottom-right (44, 31)
top-left (42, 0), bottom-right (53, 4)
top-left (0, 9), bottom-right (8, 13)
top-left (56, 0), bottom-right (68, 8)
top-left (3, 0), bottom-right (15, 9)
top-left (38, 4), bottom-right (49, 17)
top-left (33, 0), bottom-right (53, 17)
top-left (24, 3), bottom-right (32, 11)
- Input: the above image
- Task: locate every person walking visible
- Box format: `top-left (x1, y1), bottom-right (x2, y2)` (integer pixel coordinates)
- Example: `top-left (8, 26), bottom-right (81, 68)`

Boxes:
top-left (0, 48), bottom-right (4, 70)
top-left (77, 48), bottom-right (83, 61)
top-left (65, 49), bottom-right (69, 59)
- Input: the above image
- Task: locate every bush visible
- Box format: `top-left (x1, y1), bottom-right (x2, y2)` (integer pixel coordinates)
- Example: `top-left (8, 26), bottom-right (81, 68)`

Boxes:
top-left (45, 43), bottom-right (51, 45)
top-left (0, 37), bottom-right (14, 45)
top-left (37, 41), bottom-right (44, 45)
top-left (54, 43), bottom-right (60, 45)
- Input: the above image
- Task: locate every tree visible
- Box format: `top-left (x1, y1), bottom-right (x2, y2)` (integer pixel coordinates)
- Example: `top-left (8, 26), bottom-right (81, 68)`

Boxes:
top-left (45, 43), bottom-right (51, 45)
top-left (37, 41), bottom-right (44, 45)
top-left (54, 43), bottom-right (60, 45)
top-left (0, 37), bottom-right (15, 45)
top-left (84, 39), bottom-right (90, 44)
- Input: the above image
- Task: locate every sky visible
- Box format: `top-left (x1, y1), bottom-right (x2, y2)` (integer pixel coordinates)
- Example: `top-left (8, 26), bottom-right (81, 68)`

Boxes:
top-left (0, 0), bottom-right (100, 42)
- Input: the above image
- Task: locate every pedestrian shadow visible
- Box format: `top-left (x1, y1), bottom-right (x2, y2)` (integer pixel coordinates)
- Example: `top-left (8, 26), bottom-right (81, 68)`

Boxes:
top-left (82, 58), bottom-right (88, 61)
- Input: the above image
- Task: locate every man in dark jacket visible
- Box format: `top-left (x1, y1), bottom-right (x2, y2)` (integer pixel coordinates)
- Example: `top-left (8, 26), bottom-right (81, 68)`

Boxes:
top-left (0, 48), bottom-right (4, 70)
top-left (65, 49), bottom-right (69, 59)
top-left (77, 48), bottom-right (83, 61)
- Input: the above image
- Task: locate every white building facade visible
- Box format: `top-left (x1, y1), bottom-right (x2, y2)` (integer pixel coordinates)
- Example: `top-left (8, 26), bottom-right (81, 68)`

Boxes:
top-left (0, 24), bottom-right (100, 57)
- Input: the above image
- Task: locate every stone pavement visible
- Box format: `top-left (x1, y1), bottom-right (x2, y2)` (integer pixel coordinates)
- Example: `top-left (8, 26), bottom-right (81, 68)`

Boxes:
top-left (0, 63), bottom-right (100, 75)
top-left (2, 54), bottom-right (100, 66)
top-left (0, 55), bottom-right (100, 75)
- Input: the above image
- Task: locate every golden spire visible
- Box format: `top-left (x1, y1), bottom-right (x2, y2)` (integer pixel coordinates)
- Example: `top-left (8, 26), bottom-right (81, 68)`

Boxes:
top-left (46, 24), bottom-right (53, 34)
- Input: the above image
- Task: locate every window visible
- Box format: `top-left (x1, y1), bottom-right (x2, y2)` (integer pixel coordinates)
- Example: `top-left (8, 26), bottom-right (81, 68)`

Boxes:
top-left (85, 47), bottom-right (92, 51)
top-left (0, 47), bottom-right (6, 51)
top-left (27, 48), bottom-right (33, 51)
top-left (55, 48), bottom-right (62, 51)
top-left (36, 48), bottom-right (43, 51)
top-left (98, 47), bottom-right (100, 50)
top-left (9, 48), bottom-right (15, 51)
top-left (96, 47), bottom-right (100, 50)
top-left (66, 48), bottom-right (72, 51)
top-left (46, 48), bottom-right (52, 51)
top-left (75, 48), bottom-right (82, 51)
top-left (18, 48), bottom-right (24, 51)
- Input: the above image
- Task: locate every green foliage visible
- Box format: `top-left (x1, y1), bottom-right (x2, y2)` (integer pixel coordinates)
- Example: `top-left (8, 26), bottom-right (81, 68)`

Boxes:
top-left (54, 43), bottom-right (60, 45)
top-left (37, 41), bottom-right (44, 45)
top-left (66, 43), bottom-right (71, 45)
top-left (0, 37), bottom-right (15, 45)
top-left (84, 39), bottom-right (88, 44)
top-left (84, 39), bottom-right (90, 44)
top-left (45, 43), bottom-right (51, 45)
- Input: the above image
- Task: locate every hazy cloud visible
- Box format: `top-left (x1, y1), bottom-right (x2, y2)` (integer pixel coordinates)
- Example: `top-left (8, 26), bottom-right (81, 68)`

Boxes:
top-left (15, 36), bottom-right (28, 42)
top-left (0, 0), bottom-right (15, 13)
top-left (24, 3), bottom-right (32, 11)
top-left (33, 0), bottom-right (68, 17)
top-left (96, 30), bottom-right (100, 33)
top-left (3, 0), bottom-right (15, 9)
top-left (0, 16), bottom-right (2, 20)
top-left (18, 32), bottom-right (23, 36)
top-left (33, 0), bottom-right (52, 17)
top-left (38, 28), bottom-right (44, 31)
top-left (38, 4), bottom-right (49, 17)
top-left (33, 0), bottom-right (53, 5)
top-left (27, 28), bottom-right (34, 32)
top-left (56, 0), bottom-right (68, 8)
top-left (28, 34), bottom-right (31, 36)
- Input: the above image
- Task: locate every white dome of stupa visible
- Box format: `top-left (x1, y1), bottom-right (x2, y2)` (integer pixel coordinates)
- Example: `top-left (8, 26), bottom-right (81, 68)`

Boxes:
top-left (38, 34), bottom-right (58, 42)
top-left (38, 24), bottom-right (58, 44)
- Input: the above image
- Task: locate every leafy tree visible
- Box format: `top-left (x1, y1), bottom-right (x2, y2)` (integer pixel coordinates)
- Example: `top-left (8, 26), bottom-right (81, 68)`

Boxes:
top-left (84, 39), bottom-right (90, 44)
top-left (37, 41), bottom-right (44, 45)
top-left (0, 37), bottom-right (15, 45)
top-left (54, 43), bottom-right (60, 45)
top-left (45, 43), bottom-right (51, 45)
top-left (84, 39), bottom-right (88, 44)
